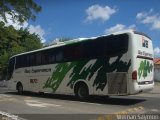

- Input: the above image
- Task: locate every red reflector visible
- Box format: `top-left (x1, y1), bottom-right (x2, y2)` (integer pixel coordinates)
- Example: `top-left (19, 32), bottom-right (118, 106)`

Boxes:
top-left (132, 70), bottom-right (137, 80)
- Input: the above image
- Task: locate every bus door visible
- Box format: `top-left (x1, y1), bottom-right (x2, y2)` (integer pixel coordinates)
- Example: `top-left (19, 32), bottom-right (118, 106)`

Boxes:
top-left (7, 57), bottom-right (15, 80)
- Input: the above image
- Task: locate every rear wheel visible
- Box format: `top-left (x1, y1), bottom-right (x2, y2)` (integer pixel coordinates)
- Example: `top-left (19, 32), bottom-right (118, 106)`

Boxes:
top-left (17, 83), bottom-right (23, 94)
top-left (75, 83), bottom-right (89, 99)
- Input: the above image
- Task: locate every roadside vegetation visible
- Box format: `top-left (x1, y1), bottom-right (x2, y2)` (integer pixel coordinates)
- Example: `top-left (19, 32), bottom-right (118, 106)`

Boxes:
top-left (0, 0), bottom-right (42, 80)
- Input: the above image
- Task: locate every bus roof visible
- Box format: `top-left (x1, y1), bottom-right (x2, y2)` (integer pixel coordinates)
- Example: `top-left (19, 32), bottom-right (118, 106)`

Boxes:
top-left (10, 29), bottom-right (143, 58)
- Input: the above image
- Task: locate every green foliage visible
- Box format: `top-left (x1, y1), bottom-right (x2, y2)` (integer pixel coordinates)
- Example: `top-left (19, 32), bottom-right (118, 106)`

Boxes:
top-left (18, 28), bottom-right (43, 51)
top-left (0, 21), bottom-right (42, 68)
top-left (0, 51), bottom-right (9, 68)
top-left (44, 37), bottom-right (72, 48)
top-left (0, 0), bottom-right (41, 23)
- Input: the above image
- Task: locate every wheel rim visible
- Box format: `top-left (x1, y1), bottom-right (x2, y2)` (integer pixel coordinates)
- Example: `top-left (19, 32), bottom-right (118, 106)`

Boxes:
top-left (18, 85), bottom-right (23, 92)
top-left (78, 87), bottom-right (87, 98)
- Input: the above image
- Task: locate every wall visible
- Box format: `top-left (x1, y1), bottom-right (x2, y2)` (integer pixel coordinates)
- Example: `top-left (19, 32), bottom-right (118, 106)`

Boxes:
top-left (154, 64), bottom-right (160, 81)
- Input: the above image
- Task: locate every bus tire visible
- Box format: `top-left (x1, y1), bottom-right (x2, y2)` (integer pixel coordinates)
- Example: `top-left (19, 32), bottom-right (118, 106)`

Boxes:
top-left (17, 82), bottom-right (23, 94)
top-left (74, 82), bottom-right (89, 100)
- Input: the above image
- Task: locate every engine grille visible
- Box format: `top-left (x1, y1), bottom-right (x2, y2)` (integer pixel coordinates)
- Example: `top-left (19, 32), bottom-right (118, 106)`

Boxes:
top-left (107, 72), bottom-right (127, 95)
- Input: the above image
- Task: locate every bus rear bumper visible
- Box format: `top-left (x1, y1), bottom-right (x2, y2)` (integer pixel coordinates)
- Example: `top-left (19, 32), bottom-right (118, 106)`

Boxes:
top-left (138, 84), bottom-right (154, 93)
top-left (130, 81), bottom-right (154, 95)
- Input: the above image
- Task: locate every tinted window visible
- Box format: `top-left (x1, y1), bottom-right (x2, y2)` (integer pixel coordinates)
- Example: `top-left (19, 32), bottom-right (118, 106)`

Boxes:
top-left (48, 49), bottom-right (55, 64)
top-left (106, 34), bottom-right (128, 57)
top-left (64, 43), bottom-right (83, 61)
top-left (14, 34), bottom-right (128, 68)
top-left (16, 55), bottom-right (24, 68)
top-left (88, 37), bottom-right (106, 58)
top-left (41, 50), bottom-right (49, 65)
top-left (36, 52), bottom-right (41, 65)
top-left (26, 54), bottom-right (30, 67)
top-left (30, 53), bottom-right (36, 66)
top-left (83, 40), bottom-right (93, 59)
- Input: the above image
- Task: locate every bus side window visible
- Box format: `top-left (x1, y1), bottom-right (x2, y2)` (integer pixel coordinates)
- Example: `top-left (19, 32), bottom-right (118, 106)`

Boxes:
top-left (15, 57), bottom-right (20, 68)
top-left (106, 34), bottom-right (128, 57)
top-left (83, 41), bottom-right (92, 59)
top-left (63, 45), bottom-right (73, 61)
top-left (41, 51), bottom-right (49, 65)
top-left (30, 53), bottom-right (36, 66)
top-left (93, 37), bottom-right (106, 58)
top-left (26, 55), bottom-right (30, 67)
top-left (56, 51), bottom-right (63, 62)
top-left (63, 43), bottom-right (83, 61)
top-left (49, 50), bottom-right (56, 64)
top-left (74, 44), bottom-right (83, 60)
top-left (36, 52), bottom-right (42, 65)
top-left (17, 55), bottom-right (25, 68)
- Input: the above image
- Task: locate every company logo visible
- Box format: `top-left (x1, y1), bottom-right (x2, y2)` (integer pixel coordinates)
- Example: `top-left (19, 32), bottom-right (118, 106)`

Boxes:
top-left (142, 37), bottom-right (148, 48)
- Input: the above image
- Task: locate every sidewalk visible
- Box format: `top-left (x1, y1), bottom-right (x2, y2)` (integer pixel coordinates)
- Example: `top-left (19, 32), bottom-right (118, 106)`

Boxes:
top-left (149, 82), bottom-right (160, 94)
top-left (0, 111), bottom-right (24, 120)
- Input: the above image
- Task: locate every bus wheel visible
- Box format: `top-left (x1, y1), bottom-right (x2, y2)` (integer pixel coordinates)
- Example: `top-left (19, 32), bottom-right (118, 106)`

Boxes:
top-left (75, 83), bottom-right (89, 99)
top-left (17, 83), bottom-right (23, 94)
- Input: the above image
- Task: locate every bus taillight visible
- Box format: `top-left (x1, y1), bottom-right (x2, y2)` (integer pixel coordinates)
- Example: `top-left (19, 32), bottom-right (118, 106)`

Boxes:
top-left (132, 70), bottom-right (137, 80)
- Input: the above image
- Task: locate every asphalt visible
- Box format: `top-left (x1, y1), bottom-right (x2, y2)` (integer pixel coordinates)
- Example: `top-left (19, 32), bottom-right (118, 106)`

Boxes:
top-left (0, 83), bottom-right (159, 120)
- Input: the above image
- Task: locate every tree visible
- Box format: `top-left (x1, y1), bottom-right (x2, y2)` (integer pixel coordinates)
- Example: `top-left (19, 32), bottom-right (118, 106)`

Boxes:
top-left (0, 21), bottom-right (42, 68)
top-left (44, 37), bottom-right (72, 47)
top-left (0, 0), bottom-right (42, 80)
top-left (18, 28), bottom-right (43, 51)
top-left (0, 0), bottom-right (41, 23)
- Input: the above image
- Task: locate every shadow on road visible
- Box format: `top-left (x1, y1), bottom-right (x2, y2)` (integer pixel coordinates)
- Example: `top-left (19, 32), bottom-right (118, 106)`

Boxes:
top-left (4, 91), bottom-right (146, 106)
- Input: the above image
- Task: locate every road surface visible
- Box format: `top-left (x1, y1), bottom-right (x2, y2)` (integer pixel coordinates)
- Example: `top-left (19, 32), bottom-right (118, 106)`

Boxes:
top-left (0, 83), bottom-right (160, 120)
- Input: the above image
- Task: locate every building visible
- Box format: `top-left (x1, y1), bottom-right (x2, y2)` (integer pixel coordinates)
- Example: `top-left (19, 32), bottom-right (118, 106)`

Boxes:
top-left (154, 58), bottom-right (160, 81)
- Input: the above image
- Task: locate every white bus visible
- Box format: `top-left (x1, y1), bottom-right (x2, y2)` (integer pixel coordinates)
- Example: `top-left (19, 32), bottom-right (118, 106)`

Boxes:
top-left (7, 30), bottom-right (154, 99)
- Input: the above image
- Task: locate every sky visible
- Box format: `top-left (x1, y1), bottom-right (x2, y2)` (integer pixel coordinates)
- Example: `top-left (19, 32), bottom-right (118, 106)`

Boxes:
top-left (1, 0), bottom-right (160, 57)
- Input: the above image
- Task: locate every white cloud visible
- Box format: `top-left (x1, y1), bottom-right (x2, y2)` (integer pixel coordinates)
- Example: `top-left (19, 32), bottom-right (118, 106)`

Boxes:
top-left (136, 9), bottom-right (160, 30)
top-left (85, 4), bottom-right (117, 22)
top-left (154, 47), bottom-right (160, 54)
top-left (0, 12), bottom-right (28, 29)
top-left (28, 25), bottom-right (46, 43)
top-left (104, 24), bottom-right (136, 34)
top-left (0, 12), bottom-right (46, 43)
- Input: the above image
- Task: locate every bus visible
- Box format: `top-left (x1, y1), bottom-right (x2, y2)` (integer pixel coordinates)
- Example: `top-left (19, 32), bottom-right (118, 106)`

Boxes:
top-left (7, 30), bottom-right (154, 99)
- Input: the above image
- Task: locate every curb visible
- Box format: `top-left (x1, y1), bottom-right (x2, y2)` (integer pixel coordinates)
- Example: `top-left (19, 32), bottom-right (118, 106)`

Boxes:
top-left (0, 111), bottom-right (26, 120)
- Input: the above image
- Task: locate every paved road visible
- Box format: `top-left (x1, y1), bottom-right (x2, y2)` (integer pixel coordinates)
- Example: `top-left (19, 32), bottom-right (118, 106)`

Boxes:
top-left (0, 83), bottom-right (160, 120)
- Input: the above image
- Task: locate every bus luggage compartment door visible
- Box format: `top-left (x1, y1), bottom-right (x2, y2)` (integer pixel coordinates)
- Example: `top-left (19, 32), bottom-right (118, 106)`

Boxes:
top-left (107, 72), bottom-right (128, 95)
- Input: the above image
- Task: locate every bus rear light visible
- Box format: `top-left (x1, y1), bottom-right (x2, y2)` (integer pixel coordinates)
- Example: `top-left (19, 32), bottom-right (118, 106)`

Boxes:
top-left (132, 70), bottom-right (137, 80)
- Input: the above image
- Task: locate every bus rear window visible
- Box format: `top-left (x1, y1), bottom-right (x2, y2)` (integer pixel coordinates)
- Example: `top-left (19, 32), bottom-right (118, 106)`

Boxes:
top-left (133, 31), bottom-right (151, 40)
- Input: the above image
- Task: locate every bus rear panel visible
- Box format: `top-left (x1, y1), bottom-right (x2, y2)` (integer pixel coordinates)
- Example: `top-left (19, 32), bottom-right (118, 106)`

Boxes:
top-left (131, 32), bottom-right (154, 94)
